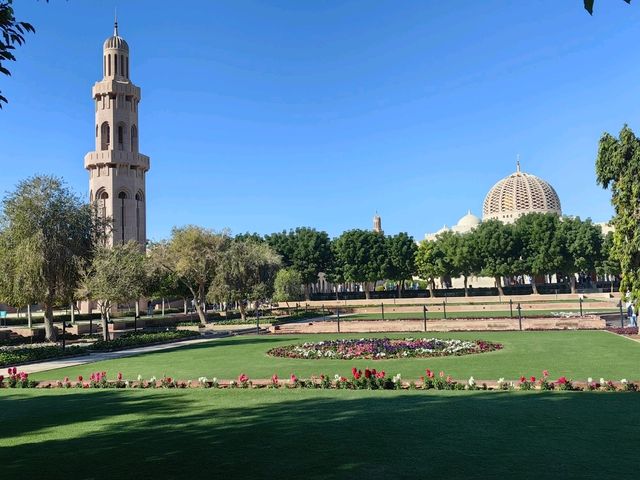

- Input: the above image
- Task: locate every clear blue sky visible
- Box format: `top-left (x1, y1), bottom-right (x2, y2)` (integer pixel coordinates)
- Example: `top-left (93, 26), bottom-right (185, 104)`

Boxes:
top-left (1, 0), bottom-right (638, 241)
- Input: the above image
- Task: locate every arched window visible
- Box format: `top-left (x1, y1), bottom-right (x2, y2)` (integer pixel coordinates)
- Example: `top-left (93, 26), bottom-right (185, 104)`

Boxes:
top-left (100, 122), bottom-right (110, 150)
top-left (135, 192), bottom-right (143, 243)
top-left (108, 54), bottom-right (111, 76)
top-left (117, 124), bottom-right (124, 150)
top-left (114, 54), bottom-right (118, 75)
top-left (118, 191), bottom-right (127, 245)
top-left (131, 125), bottom-right (138, 152)
top-left (126, 56), bottom-right (129, 78)
top-left (121, 55), bottom-right (125, 78)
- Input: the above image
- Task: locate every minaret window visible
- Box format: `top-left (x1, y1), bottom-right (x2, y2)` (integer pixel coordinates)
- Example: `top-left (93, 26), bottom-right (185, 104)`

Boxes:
top-left (135, 192), bottom-right (143, 243)
top-left (108, 54), bottom-right (111, 76)
top-left (118, 192), bottom-right (127, 245)
top-left (100, 122), bottom-right (110, 150)
top-left (114, 54), bottom-right (118, 75)
top-left (131, 125), bottom-right (138, 152)
top-left (121, 56), bottom-right (125, 78)
top-left (117, 124), bottom-right (124, 150)
top-left (126, 57), bottom-right (129, 78)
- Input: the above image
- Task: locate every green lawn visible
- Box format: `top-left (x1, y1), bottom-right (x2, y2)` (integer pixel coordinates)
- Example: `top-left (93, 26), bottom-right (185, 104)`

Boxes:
top-left (1, 389), bottom-right (638, 479)
top-left (29, 331), bottom-right (640, 382)
top-left (343, 308), bottom-right (614, 320)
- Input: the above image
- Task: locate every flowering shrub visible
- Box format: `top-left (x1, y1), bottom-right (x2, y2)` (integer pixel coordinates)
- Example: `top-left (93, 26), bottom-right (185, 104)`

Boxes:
top-left (607, 327), bottom-right (639, 335)
top-left (0, 367), bottom-right (37, 388)
top-left (267, 337), bottom-right (502, 360)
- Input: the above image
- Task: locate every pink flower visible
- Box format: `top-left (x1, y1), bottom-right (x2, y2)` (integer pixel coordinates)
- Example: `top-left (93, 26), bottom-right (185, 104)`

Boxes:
top-left (77, 375), bottom-right (83, 382)
top-left (557, 376), bottom-right (567, 384)
top-left (446, 375), bottom-right (452, 383)
top-left (426, 369), bottom-right (432, 378)
top-left (64, 377), bottom-right (69, 383)
top-left (238, 373), bottom-right (249, 383)
top-left (519, 376), bottom-right (526, 383)
top-left (351, 367), bottom-right (357, 376)
top-left (542, 370), bottom-right (549, 377)
top-left (271, 374), bottom-right (279, 384)
top-left (117, 372), bottom-right (122, 381)
top-left (439, 371), bottom-right (444, 378)
top-left (530, 376), bottom-right (536, 383)
top-left (290, 374), bottom-right (298, 383)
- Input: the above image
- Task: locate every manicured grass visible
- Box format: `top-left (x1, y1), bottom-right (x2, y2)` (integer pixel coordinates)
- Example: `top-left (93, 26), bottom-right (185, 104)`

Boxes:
top-left (345, 308), bottom-right (614, 320)
top-left (29, 331), bottom-right (640, 381)
top-left (0, 388), bottom-right (638, 479)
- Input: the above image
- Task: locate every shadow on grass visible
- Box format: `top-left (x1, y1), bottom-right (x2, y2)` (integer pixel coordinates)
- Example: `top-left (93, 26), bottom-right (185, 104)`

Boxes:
top-left (1, 390), bottom-right (638, 479)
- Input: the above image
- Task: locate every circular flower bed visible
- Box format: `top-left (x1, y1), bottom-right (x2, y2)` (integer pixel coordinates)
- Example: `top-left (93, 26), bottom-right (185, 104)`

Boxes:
top-left (267, 337), bottom-right (503, 360)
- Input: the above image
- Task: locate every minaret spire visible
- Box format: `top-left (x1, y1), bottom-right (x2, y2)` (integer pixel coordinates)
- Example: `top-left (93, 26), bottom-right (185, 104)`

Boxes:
top-left (516, 154), bottom-right (521, 173)
top-left (114, 9), bottom-right (118, 36)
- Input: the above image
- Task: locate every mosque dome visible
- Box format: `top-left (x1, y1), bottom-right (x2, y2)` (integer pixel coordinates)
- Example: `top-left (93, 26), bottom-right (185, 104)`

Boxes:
top-left (456, 210), bottom-right (481, 228)
top-left (482, 162), bottom-right (561, 223)
top-left (103, 21), bottom-right (129, 51)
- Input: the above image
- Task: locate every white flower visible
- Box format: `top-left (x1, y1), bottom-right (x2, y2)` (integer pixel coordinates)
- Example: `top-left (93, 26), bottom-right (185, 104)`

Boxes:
top-left (600, 378), bottom-right (605, 384)
top-left (125, 381), bottom-right (130, 387)
top-left (137, 374), bottom-right (142, 381)
top-left (150, 376), bottom-right (156, 382)
top-left (621, 379), bottom-right (628, 384)
top-left (212, 377), bottom-right (218, 383)
top-left (497, 377), bottom-right (505, 384)
top-left (468, 376), bottom-right (475, 387)
top-left (334, 374), bottom-right (340, 380)
top-left (587, 377), bottom-right (593, 383)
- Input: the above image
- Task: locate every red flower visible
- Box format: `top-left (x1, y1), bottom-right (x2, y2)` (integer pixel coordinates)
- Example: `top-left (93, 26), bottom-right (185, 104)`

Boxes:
top-left (78, 375), bottom-right (83, 382)
top-left (238, 373), bottom-right (249, 383)
top-left (290, 374), bottom-right (298, 383)
top-left (340, 376), bottom-right (347, 382)
top-left (117, 372), bottom-right (123, 381)
top-left (542, 370), bottom-right (549, 377)
top-left (371, 369), bottom-right (377, 376)
top-left (351, 367), bottom-right (358, 376)
top-left (353, 371), bottom-right (361, 380)
top-left (364, 369), bottom-right (372, 379)
top-left (0, 375), bottom-right (4, 382)
top-left (376, 370), bottom-right (385, 379)
top-left (426, 369), bottom-right (432, 378)
top-left (530, 376), bottom-right (536, 383)
top-left (271, 374), bottom-right (279, 383)
top-left (64, 377), bottom-right (69, 383)
top-left (519, 376), bottom-right (526, 383)
top-left (557, 376), bottom-right (567, 384)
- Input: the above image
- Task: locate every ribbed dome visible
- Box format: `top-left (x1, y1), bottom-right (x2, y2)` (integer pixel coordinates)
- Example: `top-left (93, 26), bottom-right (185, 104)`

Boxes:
top-left (104, 35), bottom-right (128, 51)
top-left (482, 165), bottom-right (561, 223)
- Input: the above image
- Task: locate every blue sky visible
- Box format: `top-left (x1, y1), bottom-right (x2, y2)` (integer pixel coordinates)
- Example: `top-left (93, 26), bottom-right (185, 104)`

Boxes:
top-left (1, 1), bottom-right (638, 241)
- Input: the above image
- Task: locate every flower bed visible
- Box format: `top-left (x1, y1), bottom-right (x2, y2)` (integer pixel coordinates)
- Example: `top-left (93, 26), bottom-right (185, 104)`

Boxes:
top-left (7, 368), bottom-right (639, 392)
top-left (89, 330), bottom-right (198, 351)
top-left (267, 337), bottom-right (502, 360)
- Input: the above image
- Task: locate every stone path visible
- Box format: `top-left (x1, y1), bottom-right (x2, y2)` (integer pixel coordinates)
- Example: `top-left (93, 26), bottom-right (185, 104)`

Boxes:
top-left (18, 329), bottom-right (259, 375)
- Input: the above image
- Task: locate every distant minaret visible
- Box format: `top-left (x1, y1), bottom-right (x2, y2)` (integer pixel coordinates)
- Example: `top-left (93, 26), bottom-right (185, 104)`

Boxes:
top-left (373, 213), bottom-right (383, 234)
top-left (85, 19), bottom-right (150, 246)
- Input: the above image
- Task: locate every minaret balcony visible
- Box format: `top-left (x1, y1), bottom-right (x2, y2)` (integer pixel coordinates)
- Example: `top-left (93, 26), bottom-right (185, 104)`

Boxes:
top-left (84, 150), bottom-right (150, 171)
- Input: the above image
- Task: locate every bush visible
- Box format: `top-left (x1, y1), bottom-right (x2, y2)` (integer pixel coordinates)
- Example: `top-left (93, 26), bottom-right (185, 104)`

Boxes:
top-left (89, 330), bottom-right (198, 352)
top-left (0, 345), bottom-right (88, 368)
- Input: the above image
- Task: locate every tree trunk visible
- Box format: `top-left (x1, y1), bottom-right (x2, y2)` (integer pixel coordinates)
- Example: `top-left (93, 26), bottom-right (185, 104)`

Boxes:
top-left (364, 282), bottom-right (370, 300)
top-left (570, 275), bottom-right (577, 294)
top-left (239, 302), bottom-right (247, 322)
top-left (70, 302), bottom-right (75, 324)
top-left (101, 309), bottom-right (110, 342)
top-left (183, 298), bottom-right (188, 315)
top-left (494, 276), bottom-right (505, 297)
top-left (43, 302), bottom-right (57, 342)
top-left (162, 298), bottom-right (166, 316)
top-left (194, 301), bottom-right (207, 325)
top-left (463, 276), bottom-right (469, 297)
top-left (27, 304), bottom-right (32, 329)
top-left (304, 284), bottom-right (310, 301)
top-left (428, 279), bottom-right (435, 299)
top-left (531, 278), bottom-right (538, 295)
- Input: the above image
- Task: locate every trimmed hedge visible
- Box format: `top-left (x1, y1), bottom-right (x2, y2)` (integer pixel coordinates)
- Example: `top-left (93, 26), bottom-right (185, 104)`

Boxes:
top-left (0, 345), bottom-right (88, 368)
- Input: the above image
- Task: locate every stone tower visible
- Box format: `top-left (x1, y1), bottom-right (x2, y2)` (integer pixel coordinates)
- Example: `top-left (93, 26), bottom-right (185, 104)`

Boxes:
top-left (373, 213), bottom-right (383, 234)
top-left (85, 20), bottom-right (150, 246)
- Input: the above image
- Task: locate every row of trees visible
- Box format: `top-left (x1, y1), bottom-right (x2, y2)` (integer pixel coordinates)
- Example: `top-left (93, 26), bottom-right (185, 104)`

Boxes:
top-left (416, 215), bottom-right (615, 297)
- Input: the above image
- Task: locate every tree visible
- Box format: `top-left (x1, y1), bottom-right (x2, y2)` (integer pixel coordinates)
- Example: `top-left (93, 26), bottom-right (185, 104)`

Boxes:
top-left (0, 176), bottom-right (97, 341)
top-left (208, 240), bottom-right (281, 321)
top-left (0, 1), bottom-right (36, 107)
top-left (514, 213), bottom-right (563, 294)
top-left (82, 242), bottom-right (147, 341)
top-left (596, 125), bottom-right (640, 304)
top-left (273, 268), bottom-right (304, 306)
top-left (145, 245), bottom-right (191, 315)
top-left (436, 231), bottom-right (482, 297)
top-left (332, 230), bottom-right (386, 299)
top-left (266, 227), bottom-right (332, 299)
top-left (159, 226), bottom-right (230, 325)
top-left (415, 240), bottom-right (446, 298)
top-left (384, 232), bottom-right (417, 297)
top-left (473, 220), bottom-right (519, 296)
top-left (596, 231), bottom-right (621, 290)
top-left (584, 0), bottom-right (631, 15)
top-left (557, 217), bottom-right (603, 293)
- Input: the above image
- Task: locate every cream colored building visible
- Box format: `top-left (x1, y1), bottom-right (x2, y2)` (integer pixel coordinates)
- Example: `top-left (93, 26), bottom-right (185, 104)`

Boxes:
top-left (85, 21), bottom-right (150, 246)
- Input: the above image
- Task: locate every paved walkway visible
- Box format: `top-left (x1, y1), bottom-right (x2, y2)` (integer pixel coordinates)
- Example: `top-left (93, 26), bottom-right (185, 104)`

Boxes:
top-left (19, 330), bottom-right (259, 375)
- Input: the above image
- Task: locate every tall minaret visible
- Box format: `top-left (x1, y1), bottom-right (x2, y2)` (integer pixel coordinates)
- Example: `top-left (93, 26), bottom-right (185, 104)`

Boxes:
top-left (373, 213), bottom-right (383, 234)
top-left (85, 19), bottom-right (150, 247)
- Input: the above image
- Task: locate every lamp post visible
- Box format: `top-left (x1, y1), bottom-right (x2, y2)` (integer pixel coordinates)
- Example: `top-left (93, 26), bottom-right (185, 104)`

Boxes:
top-left (619, 301), bottom-right (624, 328)
top-left (423, 305), bottom-right (428, 332)
top-left (336, 306), bottom-right (340, 333)
top-left (509, 299), bottom-right (513, 318)
top-left (579, 296), bottom-right (583, 317)
top-left (517, 303), bottom-right (522, 331)
top-left (442, 301), bottom-right (447, 319)
top-left (381, 303), bottom-right (385, 321)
